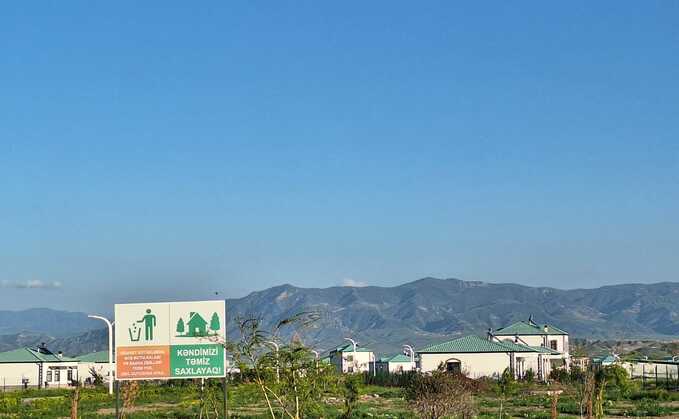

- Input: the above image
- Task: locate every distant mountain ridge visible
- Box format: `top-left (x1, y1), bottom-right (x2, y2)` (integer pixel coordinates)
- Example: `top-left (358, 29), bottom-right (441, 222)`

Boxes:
top-left (2, 278), bottom-right (679, 355)
top-left (225, 278), bottom-right (679, 353)
top-left (0, 308), bottom-right (101, 337)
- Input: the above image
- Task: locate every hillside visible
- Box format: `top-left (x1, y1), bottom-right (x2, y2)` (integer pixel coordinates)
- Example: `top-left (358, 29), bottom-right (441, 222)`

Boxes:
top-left (226, 277), bottom-right (679, 353)
top-left (0, 308), bottom-right (101, 337)
top-left (2, 278), bottom-right (679, 355)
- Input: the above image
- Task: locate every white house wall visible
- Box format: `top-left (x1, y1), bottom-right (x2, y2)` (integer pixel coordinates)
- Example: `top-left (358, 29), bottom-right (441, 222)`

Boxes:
top-left (44, 362), bottom-right (79, 387)
top-left (0, 363), bottom-right (39, 387)
top-left (0, 362), bottom-right (77, 388)
top-left (419, 352), bottom-right (511, 378)
top-left (507, 335), bottom-right (569, 355)
top-left (331, 351), bottom-right (375, 373)
top-left (78, 362), bottom-right (114, 384)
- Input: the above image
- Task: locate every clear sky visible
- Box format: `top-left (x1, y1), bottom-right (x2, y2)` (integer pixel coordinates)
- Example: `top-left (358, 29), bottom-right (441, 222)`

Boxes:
top-left (1, 1), bottom-right (677, 312)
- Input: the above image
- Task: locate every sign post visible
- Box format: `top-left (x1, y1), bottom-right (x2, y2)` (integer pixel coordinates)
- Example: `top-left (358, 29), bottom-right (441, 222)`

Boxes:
top-left (114, 300), bottom-right (226, 381)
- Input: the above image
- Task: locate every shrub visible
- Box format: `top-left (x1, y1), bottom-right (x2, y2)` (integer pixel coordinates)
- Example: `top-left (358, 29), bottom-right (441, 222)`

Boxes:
top-left (630, 399), bottom-right (674, 417)
top-left (548, 367), bottom-right (569, 383)
top-left (524, 368), bottom-right (535, 383)
top-left (629, 388), bottom-right (670, 401)
top-left (405, 371), bottom-right (477, 419)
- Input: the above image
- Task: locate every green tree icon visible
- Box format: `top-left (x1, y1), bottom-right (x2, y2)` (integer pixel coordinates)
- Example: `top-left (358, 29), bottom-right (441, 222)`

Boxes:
top-left (210, 312), bottom-right (220, 332)
top-left (176, 318), bottom-right (185, 335)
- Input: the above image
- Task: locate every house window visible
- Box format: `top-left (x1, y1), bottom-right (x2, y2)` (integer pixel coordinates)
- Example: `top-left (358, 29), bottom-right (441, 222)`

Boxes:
top-left (46, 370), bottom-right (52, 382)
top-left (550, 340), bottom-right (558, 350)
top-left (54, 369), bottom-right (61, 382)
top-left (67, 369), bottom-right (73, 381)
top-left (445, 361), bottom-right (461, 374)
top-left (347, 366), bottom-right (354, 373)
top-left (346, 355), bottom-right (353, 362)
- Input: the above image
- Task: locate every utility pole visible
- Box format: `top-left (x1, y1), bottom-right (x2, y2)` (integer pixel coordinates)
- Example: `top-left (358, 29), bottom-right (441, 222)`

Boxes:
top-left (88, 315), bottom-right (115, 395)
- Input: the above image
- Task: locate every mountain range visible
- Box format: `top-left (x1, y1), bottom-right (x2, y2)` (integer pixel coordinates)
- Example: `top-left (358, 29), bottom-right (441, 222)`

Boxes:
top-left (2, 278), bottom-right (679, 355)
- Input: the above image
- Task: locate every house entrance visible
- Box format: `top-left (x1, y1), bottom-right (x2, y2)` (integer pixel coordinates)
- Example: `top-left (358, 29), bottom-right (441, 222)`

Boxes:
top-left (445, 359), bottom-right (461, 374)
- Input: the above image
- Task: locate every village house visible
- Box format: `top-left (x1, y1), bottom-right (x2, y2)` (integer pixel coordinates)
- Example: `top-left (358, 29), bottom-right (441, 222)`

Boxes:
top-left (592, 354), bottom-right (618, 367)
top-left (417, 335), bottom-right (532, 378)
top-left (76, 351), bottom-right (114, 385)
top-left (570, 356), bottom-right (590, 370)
top-left (416, 317), bottom-right (570, 380)
top-left (375, 354), bottom-right (416, 374)
top-left (0, 345), bottom-right (79, 389)
top-left (493, 317), bottom-right (570, 360)
top-left (329, 343), bottom-right (375, 373)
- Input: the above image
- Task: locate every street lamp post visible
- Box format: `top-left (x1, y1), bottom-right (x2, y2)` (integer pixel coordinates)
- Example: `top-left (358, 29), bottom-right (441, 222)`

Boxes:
top-left (88, 315), bottom-right (114, 395)
top-left (403, 345), bottom-right (415, 371)
top-left (371, 352), bottom-right (376, 377)
top-left (265, 341), bottom-right (280, 383)
top-left (311, 350), bottom-right (320, 369)
top-left (344, 338), bottom-right (357, 373)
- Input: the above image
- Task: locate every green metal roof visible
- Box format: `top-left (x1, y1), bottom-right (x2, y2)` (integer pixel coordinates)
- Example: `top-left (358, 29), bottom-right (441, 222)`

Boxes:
top-left (494, 321), bottom-right (567, 336)
top-left (418, 335), bottom-right (534, 354)
top-left (77, 351), bottom-right (111, 363)
top-left (333, 343), bottom-right (373, 353)
top-left (0, 347), bottom-right (75, 363)
top-left (528, 346), bottom-right (562, 355)
top-left (378, 354), bottom-right (415, 363)
top-left (494, 340), bottom-right (539, 353)
top-left (386, 354), bottom-right (413, 363)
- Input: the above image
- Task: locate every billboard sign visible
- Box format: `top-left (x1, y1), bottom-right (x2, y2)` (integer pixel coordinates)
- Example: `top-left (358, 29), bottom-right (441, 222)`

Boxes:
top-left (114, 300), bottom-right (226, 380)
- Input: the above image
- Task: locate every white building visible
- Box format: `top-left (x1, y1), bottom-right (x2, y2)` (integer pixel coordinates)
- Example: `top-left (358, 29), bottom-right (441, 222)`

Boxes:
top-left (329, 343), bottom-right (375, 373)
top-left (77, 351), bottom-right (114, 385)
top-left (620, 358), bottom-right (679, 381)
top-left (375, 354), bottom-right (416, 374)
top-left (0, 345), bottom-right (79, 389)
top-left (493, 317), bottom-right (570, 377)
top-left (494, 318), bottom-right (570, 360)
top-left (417, 334), bottom-right (565, 380)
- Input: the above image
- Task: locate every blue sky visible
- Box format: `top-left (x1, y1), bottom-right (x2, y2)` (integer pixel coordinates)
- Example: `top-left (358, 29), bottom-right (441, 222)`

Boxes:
top-left (1, 2), bottom-right (677, 311)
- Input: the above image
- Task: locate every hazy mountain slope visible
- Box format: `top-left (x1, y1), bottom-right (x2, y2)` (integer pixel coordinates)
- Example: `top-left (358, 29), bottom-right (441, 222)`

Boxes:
top-left (224, 278), bottom-right (679, 353)
top-left (0, 308), bottom-right (101, 337)
top-left (2, 278), bottom-right (679, 355)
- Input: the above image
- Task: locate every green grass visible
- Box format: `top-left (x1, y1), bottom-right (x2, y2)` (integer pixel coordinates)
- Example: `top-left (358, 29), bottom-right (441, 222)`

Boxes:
top-left (3, 379), bottom-right (679, 418)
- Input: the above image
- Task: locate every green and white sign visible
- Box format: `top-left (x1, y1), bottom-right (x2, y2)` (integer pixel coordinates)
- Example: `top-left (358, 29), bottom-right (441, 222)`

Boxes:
top-left (171, 344), bottom-right (225, 378)
top-left (115, 300), bottom-right (226, 380)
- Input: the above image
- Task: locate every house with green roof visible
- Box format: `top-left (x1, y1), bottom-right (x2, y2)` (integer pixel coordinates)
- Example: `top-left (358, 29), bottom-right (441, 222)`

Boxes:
top-left (0, 345), bottom-right (79, 389)
top-left (375, 353), bottom-right (416, 374)
top-left (493, 315), bottom-right (570, 378)
top-left (329, 342), bottom-right (375, 373)
top-left (417, 335), bottom-right (528, 378)
top-left (494, 317), bottom-right (569, 357)
top-left (76, 351), bottom-right (114, 385)
top-left (417, 330), bottom-right (567, 380)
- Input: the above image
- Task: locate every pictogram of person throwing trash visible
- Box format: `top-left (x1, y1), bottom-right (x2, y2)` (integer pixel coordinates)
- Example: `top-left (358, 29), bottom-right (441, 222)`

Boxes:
top-left (137, 308), bottom-right (157, 341)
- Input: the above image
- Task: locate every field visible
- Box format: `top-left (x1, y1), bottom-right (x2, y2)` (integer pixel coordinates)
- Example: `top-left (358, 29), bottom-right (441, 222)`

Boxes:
top-left (3, 377), bottom-right (679, 418)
